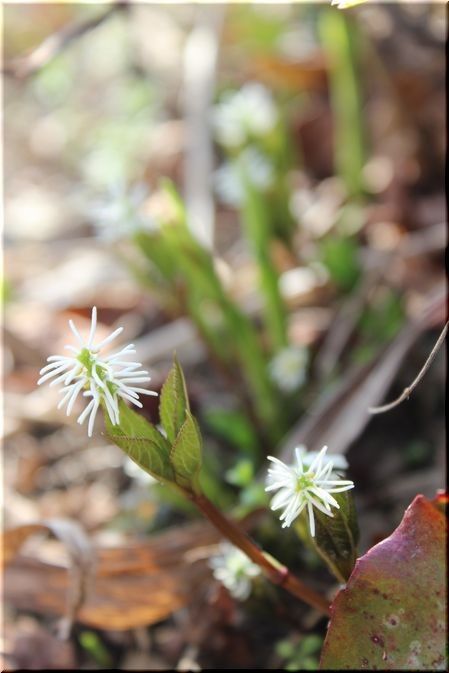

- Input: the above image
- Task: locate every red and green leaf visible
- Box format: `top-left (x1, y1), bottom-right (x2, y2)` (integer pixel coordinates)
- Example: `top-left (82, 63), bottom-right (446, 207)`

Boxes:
top-left (320, 494), bottom-right (447, 670)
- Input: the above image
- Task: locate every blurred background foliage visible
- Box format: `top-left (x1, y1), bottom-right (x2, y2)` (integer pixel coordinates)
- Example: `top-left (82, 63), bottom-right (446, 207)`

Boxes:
top-left (3, 2), bottom-right (446, 670)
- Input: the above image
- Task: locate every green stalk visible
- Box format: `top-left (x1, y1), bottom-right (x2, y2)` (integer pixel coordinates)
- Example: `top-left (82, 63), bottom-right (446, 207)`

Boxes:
top-left (133, 182), bottom-right (288, 440)
top-left (319, 10), bottom-right (366, 197)
top-left (241, 176), bottom-right (288, 352)
top-left (217, 292), bottom-right (287, 443)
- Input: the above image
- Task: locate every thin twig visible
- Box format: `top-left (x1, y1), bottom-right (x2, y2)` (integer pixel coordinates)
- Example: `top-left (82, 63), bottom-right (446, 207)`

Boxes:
top-left (369, 321), bottom-right (448, 415)
top-left (3, 3), bottom-right (127, 80)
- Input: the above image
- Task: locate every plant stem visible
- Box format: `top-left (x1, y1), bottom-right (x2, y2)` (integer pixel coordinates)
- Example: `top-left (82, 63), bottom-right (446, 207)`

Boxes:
top-left (241, 178), bottom-right (288, 352)
top-left (319, 10), bottom-right (365, 197)
top-left (191, 492), bottom-right (331, 616)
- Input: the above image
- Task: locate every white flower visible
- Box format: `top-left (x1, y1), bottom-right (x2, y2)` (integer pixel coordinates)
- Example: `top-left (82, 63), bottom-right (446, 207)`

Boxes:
top-left (214, 148), bottom-right (274, 207)
top-left (38, 307), bottom-right (157, 437)
top-left (209, 542), bottom-right (261, 601)
top-left (295, 445), bottom-right (349, 472)
top-left (213, 82), bottom-right (278, 148)
top-left (90, 182), bottom-right (157, 241)
top-left (266, 446), bottom-right (354, 536)
top-left (331, 0), bottom-right (364, 8)
top-left (269, 346), bottom-right (309, 393)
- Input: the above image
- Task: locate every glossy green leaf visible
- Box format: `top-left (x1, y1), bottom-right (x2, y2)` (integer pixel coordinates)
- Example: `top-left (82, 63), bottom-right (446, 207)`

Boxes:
top-left (320, 495), bottom-right (447, 670)
top-left (170, 411), bottom-right (202, 490)
top-left (159, 356), bottom-right (189, 444)
top-left (105, 402), bottom-right (174, 484)
top-left (311, 490), bottom-right (359, 583)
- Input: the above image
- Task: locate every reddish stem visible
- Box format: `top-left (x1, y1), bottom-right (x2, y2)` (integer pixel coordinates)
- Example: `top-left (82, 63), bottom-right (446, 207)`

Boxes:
top-left (192, 492), bottom-right (331, 616)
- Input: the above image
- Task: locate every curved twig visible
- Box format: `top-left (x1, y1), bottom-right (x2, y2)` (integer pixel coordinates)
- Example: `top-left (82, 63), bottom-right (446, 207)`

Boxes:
top-left (3, 3), bottom-right (127, 80)
top-left (369, 321), bottom-right (448, 415)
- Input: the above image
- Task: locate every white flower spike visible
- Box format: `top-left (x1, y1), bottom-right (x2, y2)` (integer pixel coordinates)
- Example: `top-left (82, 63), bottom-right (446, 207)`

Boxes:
top-left (213, 82), bottom-right (278, 148)
top-left (38, 307), bottom-right (157, 437)
top-left (209, 542), bottom-right (261, 601)
top-left (266, 446), bottom-right (354, 536)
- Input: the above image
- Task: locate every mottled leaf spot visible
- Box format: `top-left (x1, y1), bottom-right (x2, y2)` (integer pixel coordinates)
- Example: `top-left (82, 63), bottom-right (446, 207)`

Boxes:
top-left (385, 614), bottom-right (400, 628)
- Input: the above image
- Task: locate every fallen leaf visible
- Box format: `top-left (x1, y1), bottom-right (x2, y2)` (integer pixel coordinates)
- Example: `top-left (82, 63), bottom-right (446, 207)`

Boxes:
top-left (2, 519), bottom-right (94, 635)
top-left (4, 521), bottom-right (219, 630)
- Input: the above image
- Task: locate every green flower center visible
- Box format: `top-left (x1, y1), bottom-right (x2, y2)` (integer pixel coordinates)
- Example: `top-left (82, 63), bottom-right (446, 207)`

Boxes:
top-left (77, 348), bottom-right (117, 395)
top-left (77, 347), bottom-right (96, 375)
top-left (297, 472), bottom-right (315, 492)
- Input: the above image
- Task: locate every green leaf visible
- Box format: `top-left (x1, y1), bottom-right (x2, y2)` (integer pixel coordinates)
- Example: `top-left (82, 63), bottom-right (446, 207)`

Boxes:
top-left (225, 459), bottom-right (254, 488)
top-left (320, 495), bottom-right (447, 670)
top-left (170, 411), bottom-right (202, 489)
top-left (320, 236), bottom-right (360, 292)
top-left (105, 402), bottom-right (174, 484)
top-left (294, 489), bottom-right (359, 583)
top-left (160, 178), bottom-right (188, 225)
top-left (159, 356), bottom-right (189, 444)
top-left (133, 230), bottom-right (178, 282)
top-left (204, 408), bottom-right (259, 457)
top-left (311, 490), bottom-right (359, 583)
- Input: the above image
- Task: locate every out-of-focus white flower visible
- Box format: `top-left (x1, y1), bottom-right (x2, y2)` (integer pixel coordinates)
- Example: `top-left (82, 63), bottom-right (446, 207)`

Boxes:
top-left (214, 148), bottom-right (274, 207)
top-left (90, 182), bottom-right (157, 241)
top-left (213, 82), bottom-right (278, 148)
top-left (38, 307), bottom-right (157, 437)
top-left (331, 0), bottom-right (365, 8)
top-left (269, 345), bottom-right (309, 393)
top-left (209, 542), bottom-right (261, 601)
top-left (266, 446), bottom-right (354, 536)
top-left (295, 445), bottom-right (349, 473)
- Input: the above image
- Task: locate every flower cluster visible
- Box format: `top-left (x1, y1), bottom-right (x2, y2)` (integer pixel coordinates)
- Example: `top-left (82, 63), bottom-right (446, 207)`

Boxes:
top-left (38, 307), bottom-right (157, 437)
top-left (209, 542), bottom-right (261, 601)
top-left (212, 82), bottom-right (277, 148)
top-left (266, 446), bottom-right (354, 536)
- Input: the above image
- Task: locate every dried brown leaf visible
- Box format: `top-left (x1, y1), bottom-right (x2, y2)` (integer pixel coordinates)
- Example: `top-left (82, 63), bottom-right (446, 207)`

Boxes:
top-left (2, 519), bottom-right (94, 635)
top-left (4, 521), bottom-right (219, 630)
